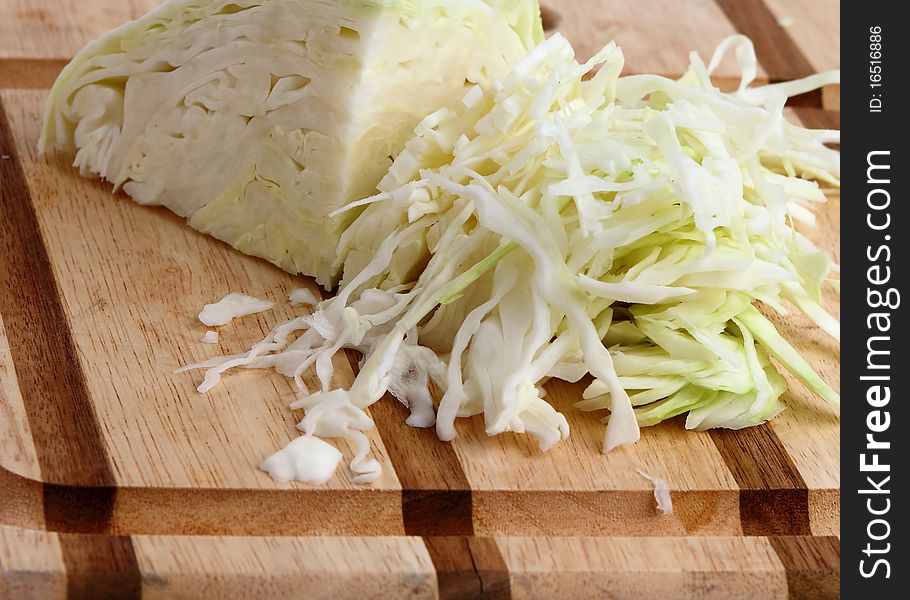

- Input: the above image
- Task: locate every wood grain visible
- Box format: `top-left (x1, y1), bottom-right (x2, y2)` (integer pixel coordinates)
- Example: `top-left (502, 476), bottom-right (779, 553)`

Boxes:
top-left (423, 537), bottom-right (510, 599)
top-left (762, 0), bottom-right (840, 109)
top-left (499, 536), bottom-right (788, 599)
top-left (710, 426), bottom-right (810, 536)
top-left (0, 525), bottom-right (66, 599)
top-left (715, 0), bottom-right (839, 109)
top-left (0, 525), bottom-right (438, 599)
top-left (1, 94), bottom-right (144, 596)
top-left (1, 0), bottom-right (841, 594)
top-left (715, 0), bottom-right (816, 82)
top-left (452, 380), bottom-right (741, 536)
top-left (0, 82), bottom-right (840, 538)
top-left (0, 0), bottom-right (160, 61)
top-left (0, 97), bottom-right (111, 488)
top-left (761, 0), bottom-right (840, 73)
top-left (0, 59), bottom-right (67, 89)
top-left (1, 89), bottom-right (400, 491)
top-left (1, 524), bottom-right (841, 599)
top-left (769, 536), bottom-right (840, 599)
top-left (0, 88), bottom-right (404, 537)
top-left (0, 308), bottom-right (41, 482)
top-left (57, 534), bottom-right (141, 600)
top-left (541, 0), bottom-right (766, 82)
top-left (132, 534), bottom-right (437, 599)
top-left (366, 388), bottom-right (473, 536)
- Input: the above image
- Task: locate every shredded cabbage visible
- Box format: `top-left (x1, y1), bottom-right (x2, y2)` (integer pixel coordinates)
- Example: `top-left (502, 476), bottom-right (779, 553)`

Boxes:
top-left (184, 33), bottom-right (840, 482)
top-left (289, 287), bottom-right (319, 307)
top-left (198, 292), bottom-right (274, 326)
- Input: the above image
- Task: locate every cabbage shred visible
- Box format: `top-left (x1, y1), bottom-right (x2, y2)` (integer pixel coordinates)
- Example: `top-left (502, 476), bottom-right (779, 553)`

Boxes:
top-left (189, 34), bottom-right (840, 481)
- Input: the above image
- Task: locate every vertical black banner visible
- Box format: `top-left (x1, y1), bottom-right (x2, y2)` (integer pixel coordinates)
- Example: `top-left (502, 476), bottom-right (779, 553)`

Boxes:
top-left (841, 2), bottom-right (907, 596)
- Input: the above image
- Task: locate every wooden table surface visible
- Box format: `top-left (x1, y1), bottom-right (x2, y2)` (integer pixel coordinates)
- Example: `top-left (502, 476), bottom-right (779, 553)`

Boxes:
top-left (0, 1), bottom-right (840, 598)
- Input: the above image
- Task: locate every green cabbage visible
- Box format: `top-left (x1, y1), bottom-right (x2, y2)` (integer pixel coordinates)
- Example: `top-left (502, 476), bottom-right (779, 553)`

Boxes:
top-left (40, 0), bottom-right (542, 286)
top-left (186, 33), bottom-right (840, 482)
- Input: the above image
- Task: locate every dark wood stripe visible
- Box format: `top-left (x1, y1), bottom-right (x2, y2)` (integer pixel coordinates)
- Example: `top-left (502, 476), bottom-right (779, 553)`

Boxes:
top-left (710, 426), bottom-right (811, 535)
top-left (403, 489), bottom-right (473, 536)
top-left (0, 98), bottom-right (140, 597)
top-left (58, 534), bottom-right (143, 600)
top-left (424, 537), bottom-right (510, 600)
top-left (347, 351), bottom-right (511, 594)
top-left (424, 537), bottom-right (485, 599)
top-left (0, 59), bottom-right (67, 89)
top-left (791, 108), bottom-right (841, 132)
top-left (347, 351), bottom-right (473, 536)
top-left (785, 89), bottom-right (825, 109)
top-left (539, 5), bottom-right (561, 32)
top-left (0, 463), bottom-right (400, 536)
top-left (0, 464), bottom-right (120, 533)
top-left (0, 98), bottom-right (111, 487)
top-left (768, 536), bottom-right (840, 599)
top-left (464, 537), bottom-right (510, 599)
top-left (715, 0), bottom-right (817, 83)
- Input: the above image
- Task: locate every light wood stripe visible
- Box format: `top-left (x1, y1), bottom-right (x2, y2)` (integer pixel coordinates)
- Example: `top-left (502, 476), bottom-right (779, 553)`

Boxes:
top-left (58, 534), bottom-right (141, 600)
top-left (761, 0), bottom-right (840, 110)
top-left (4, 525), bottom-right (842, 599)
top-left (0, 525), bottom-right (67, 599)
top-left (0, 309), bottom-right (42, 482)
top-left (0, 467), bottom-right (402, 537)
top-left (112, 487), bottom-right (401, 536)
top-left (715, 0), bottom-right (839, 109)
top-left (498, 536), bottom-right (790, 599)
top-left (715, 0), bottom-right (816, 82)
top-left (0, 525), bottom-right (438, 599)
top-left (0, 98), bottom-right (111, 489)
top-left (132, 534), bottom-right (437, 599)
top-left (3, 88), bottom-right (401, 492)
top-left (0, 0), bottom-right (160, 62)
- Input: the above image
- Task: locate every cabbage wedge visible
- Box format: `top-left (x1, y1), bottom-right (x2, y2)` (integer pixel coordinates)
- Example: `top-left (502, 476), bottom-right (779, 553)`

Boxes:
top-left (41, 0), bottom-right (542, 285)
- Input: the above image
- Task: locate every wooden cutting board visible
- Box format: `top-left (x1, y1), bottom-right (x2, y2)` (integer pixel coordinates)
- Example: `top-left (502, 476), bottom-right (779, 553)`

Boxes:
top-left (0, 0), bottom-right (840, 597)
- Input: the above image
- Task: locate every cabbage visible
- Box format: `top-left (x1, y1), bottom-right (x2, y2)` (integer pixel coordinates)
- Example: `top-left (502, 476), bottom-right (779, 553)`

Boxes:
top-left (186, 33), bottom-right (840, 482)
top-left (40, 0), bottom-right (542, 286)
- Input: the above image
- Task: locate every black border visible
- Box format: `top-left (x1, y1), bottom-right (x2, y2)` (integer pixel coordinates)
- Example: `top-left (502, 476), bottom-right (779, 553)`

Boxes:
top-left (841, 3), bottom-right (906, 595)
